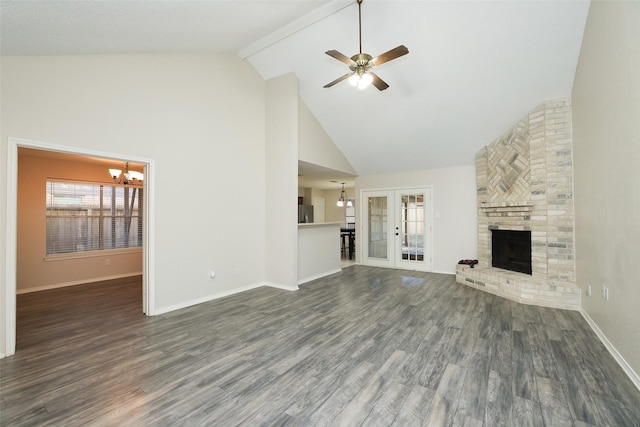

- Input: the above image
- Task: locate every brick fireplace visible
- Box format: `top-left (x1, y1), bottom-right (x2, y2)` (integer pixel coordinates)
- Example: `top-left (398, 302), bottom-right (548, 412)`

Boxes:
top-left (456, 99), bottom-right (580, 310)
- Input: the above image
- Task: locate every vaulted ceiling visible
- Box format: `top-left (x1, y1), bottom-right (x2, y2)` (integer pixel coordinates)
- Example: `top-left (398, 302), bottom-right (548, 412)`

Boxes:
top-left (1, 0), bottom-right (591, 180)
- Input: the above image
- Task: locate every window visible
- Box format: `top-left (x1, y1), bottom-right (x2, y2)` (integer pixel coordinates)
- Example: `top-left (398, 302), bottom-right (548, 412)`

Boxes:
top-left (346, 200), bottom-right (355, 225)
top-left (46, 180), bottom-right (143, 255)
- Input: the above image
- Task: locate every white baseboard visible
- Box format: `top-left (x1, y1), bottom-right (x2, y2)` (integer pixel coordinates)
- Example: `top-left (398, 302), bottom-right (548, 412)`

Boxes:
top-left (154, 282), bottom-right (265, 315)
top-left (580, 308), bottom-right (640, 392)
top-left (17, 272), bottom-right (143, 294)
top-left (265, 281), bottom-right (299, 292)
top-left (432, 269), bottom-right (455, 275)
top-left (298, 268), bottom-right (342, 285)
top-left (153, 281), bottom-right (299, 315)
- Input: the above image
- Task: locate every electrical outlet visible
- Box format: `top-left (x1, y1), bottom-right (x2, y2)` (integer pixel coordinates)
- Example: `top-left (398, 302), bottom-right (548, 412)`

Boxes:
top-left (602, 285), bottom-right (609, 301)
top-left (105, 259), bottom-right (111, 266)
top-left (586, 285), bottom-right (592, 296)
top-left (209, 271), bottom-right (216, 280)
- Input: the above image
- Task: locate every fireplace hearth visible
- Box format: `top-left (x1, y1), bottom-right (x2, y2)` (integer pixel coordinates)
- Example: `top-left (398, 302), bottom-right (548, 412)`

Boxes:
top-left (455, 98), bottom-right (580, 310)
top-left (491, 229), bottom-right (532, 274)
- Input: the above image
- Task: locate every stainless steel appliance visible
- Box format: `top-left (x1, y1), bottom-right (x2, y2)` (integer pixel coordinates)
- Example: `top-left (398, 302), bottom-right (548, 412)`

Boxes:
top-left (298, 205), bottom-right (314, 223)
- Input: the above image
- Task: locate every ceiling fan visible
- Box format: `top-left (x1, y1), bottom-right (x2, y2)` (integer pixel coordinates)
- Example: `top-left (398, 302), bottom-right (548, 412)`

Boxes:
top-left (323, 0), bottom-right (409, 91)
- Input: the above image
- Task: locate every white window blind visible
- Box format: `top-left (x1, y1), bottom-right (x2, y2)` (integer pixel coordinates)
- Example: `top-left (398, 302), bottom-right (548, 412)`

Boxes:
top-left (46, 180), bottom-right (143, 255)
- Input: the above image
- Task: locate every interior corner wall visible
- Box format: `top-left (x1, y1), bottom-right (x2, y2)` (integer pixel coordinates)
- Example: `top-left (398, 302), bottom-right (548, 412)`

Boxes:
top-left (1, 53), bottom-right (267, 323)
top-left (298, 98), bottom-right (357, 176)
top-left (572, 1), bottom-right (640, 378)
top-left (265, 73), bottom-right (299, 288)
top-left (356, 165), bottom-right (477, 274)
top-left (17, 155), bottom-right (142, 293)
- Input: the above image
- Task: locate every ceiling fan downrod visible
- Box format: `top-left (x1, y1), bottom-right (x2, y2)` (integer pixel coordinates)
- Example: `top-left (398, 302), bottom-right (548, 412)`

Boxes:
top-left (357, 0), bottom-right (363, 54)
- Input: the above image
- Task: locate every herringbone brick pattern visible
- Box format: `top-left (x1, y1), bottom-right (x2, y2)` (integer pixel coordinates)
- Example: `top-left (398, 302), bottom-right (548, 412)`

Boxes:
top-left (486, 121), bottom-right (530, 203)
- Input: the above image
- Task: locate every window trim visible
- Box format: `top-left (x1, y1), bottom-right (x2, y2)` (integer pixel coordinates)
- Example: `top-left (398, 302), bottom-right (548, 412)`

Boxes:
top-left (44, 246), bottom-right (142, 262)
top-left (45, 176), bottom-right (143, 188)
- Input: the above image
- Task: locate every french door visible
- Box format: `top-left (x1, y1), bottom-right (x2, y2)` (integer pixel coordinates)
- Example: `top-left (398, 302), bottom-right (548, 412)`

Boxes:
top-left (362, 188), bottom-right (432, 271)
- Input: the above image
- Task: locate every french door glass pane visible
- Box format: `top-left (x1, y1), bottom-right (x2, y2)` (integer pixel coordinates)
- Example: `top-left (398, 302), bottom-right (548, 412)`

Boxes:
top-left (367, 196), bottom-right (388, 259)
top-left (401, 193), bottom-right (424, 261)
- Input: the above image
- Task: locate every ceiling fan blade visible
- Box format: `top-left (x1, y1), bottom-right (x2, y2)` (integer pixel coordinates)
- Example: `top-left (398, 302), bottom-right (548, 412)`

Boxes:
top-left (325, 50), bottom-right (356, 66)
top-left (370, 45), bottom-right (409, 66)
top-left (370, 72), bottom-right (389, 91)
top-left (323, 73), bottom-right (353, 88)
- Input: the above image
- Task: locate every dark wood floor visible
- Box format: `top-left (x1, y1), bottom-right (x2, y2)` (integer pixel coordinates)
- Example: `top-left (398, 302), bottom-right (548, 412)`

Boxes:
top-left (1, 266), bottom-right (639, 426)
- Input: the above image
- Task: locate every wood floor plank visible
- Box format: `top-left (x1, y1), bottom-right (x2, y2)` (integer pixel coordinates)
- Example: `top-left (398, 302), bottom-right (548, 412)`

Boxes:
top-left (455, 353), bottom-right (489, 423)
top-left (300, 361), bottom-right (377, 426)
top-left (392, 384), bottom-right (435, 426)
top-left (549, 338), bottom-right (604, 425)
top-left (513, 395), bottom-right (543, 427)
top-left (512, 329), bottom-right (536, 400)
top-left (332, 350), bottom-right (407, 425)
top-left (447, 319), bottom-right (481, 368)
top-left (394, 324), bottom-right (445, 387)
top-left (485, 369), bottom-right (513, 426)
top-left (489, 329), bottom-right (513, 374)
top-left (536, 375), bottom-right (575, 427)
top-left (527, 321), bottom-right (561, 381)
top-left (1, 266), bottom-right (639, 426)
top-left (423, 363), bottom-right (465, 426)
top-left (360, 381), bottom-right (410, 426)
top-left (415, 327), bottom-right (463, 389)
top-left (510, 301), bottom-right (527, 333)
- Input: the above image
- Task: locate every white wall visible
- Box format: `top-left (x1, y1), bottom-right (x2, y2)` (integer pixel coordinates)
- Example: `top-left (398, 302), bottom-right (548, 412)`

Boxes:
top-left (572, 2), bottom-right (640, 380)
top-left (298, 98), bottom-right (357, 176)
top-left (0, 64), bottom-right (8, 354)
top-left (17, 154), bottom-right (142, 292)
top-left (1, 53), bottom-right (267, 354)
top-left (265, 73), bottom-right (299, 290)
top-left (356, 165), bottom-right (477, 274)
top-left (298, 223), bottom-right (341, 284)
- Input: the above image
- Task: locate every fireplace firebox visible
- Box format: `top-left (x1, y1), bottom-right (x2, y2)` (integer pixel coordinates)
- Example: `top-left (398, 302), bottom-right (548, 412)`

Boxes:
top-left (491, 229), bottom-right (532, 274)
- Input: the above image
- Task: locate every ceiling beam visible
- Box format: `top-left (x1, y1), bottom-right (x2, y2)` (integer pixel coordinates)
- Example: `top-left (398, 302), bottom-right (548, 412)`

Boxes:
top-left (238, 0), bottom-right (352, 59)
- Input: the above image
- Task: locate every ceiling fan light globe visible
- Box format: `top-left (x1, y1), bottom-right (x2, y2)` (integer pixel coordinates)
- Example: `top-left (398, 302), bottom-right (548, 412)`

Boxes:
top-left (358, 73), bottom-right (373, 90)
top-left (348, 73), bottom-right (360, 87)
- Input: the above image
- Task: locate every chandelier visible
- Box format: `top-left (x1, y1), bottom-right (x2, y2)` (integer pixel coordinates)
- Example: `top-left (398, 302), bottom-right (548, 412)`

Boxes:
top-left (108, 162), bottom-right (143, 185)
top-left (337, 183), bottom-right (353, 207)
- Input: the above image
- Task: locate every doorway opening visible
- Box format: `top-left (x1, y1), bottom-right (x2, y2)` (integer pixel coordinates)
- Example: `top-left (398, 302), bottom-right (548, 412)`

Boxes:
top-left (3, 137), bottom-right (155, 357)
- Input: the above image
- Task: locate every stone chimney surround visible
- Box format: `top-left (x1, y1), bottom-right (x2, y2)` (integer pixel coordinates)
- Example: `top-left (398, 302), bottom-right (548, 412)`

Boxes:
top-left (456, 99), bottom-right (580, 310)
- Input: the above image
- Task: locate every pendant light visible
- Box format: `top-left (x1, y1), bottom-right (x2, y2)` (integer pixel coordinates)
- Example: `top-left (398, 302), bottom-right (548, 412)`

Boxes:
top-left (337, 183), bottom-right (353, 207)
top-left (337, 183), bottom-right (347, 207)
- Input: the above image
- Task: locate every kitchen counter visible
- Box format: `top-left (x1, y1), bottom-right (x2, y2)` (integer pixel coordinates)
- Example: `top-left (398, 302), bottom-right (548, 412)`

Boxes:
top-left (297, 221), bottom-right (341, 227)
